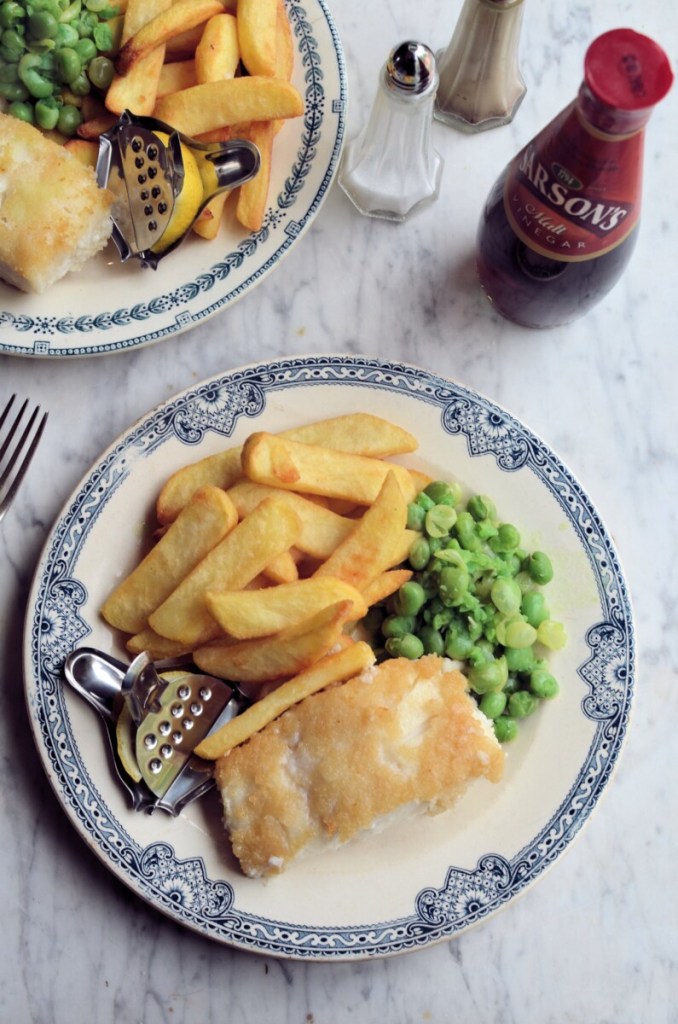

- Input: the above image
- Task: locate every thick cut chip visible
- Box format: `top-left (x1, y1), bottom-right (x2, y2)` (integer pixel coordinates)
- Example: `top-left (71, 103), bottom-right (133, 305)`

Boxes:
top-left (235, 119), bottom-right (275, 232)
top-left (148, 497), bottom-right (301, 646)
top-left (105, 0), bottom-right (171, 115)
top-left (157, 59), bottom-right (197, 98)
top-left (195, 13), bottom-right (239, 82)
top-left (194, 599), bottom-right (354, 684)
top-left (156, 414), bottom-right (417, 524)
top-left (195, 640), bottom-right (376, 759)
top-left (313, 471), bottom-right (409, 590)
top-left (101, 485), bottom-right (237, 634)
top-left (237, 0), bottom-right (277, 76)
top-left (153, 76), bottom-right (303, 137)
top-left (126, 628), bottom-right (195, 660)
top-left (206, 576), bottom-right (367, 639)
top-left (227, 481), bottom-right (355, 559)
top-left (242, 433), bottom-right (417, 505)
top-left (362, 568), bottom-right (413, 607)
top-left (116, 0), bottom-right (227, 76)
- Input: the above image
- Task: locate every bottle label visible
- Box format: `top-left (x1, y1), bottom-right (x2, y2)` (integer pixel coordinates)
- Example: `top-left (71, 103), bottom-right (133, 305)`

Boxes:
top-left (503, 103), bottom-right (643, 262)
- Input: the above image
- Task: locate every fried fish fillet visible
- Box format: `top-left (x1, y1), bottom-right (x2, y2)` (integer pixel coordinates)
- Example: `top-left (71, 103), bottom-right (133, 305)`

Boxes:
top-left (0, 114), bottom-right (113, 293)
top-left (215, 655), bottom-right (505, 878)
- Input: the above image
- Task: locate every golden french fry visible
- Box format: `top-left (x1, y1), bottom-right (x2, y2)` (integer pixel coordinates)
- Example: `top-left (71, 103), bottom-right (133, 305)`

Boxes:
top-left (156, 414), bottom-right (417, 524)
top-left (153, 76), bottom-right (303, 137)
top-left (236, 119), bottom-right (274, 232)
top-left (314, 472), bottom-right (408, 590)
top-left (195, 12), bottom-right (240, 82)
top-left (126, 628), bottom-right (196, 660)
top-left (262, 549), bottom-right (299, 584)
top-left (237, 0), bottom-right (277, 77)
top-left (192, 191), bottom-right (230, 240)
top-left (101, 485), bottom-right (238, 635)
top-left (206, 576), bottom-right (367, 639)
top-left (242, 433), bottom-right (417, 505)
top-left (362, 568), bottom-right (413, 607)
top-left (275, 0), bottom-right (294, 82)
top-left (194, 599), bottom-right (354, 684)
top-left (163, 24), bottom-right (205, 60)
top-left (105, 0), bottom-right (171, 115)
top-left (194, 641), bottom-right (376, 759)
top-left (157, 58), bottom-right (197, 98)
top-left (148, 497), bottom-right (301, 646)
top-left (116, 0), bottom-right (226, 76)
top-left (227, 481), bottom-right (355, 559)
top-left (77, 114), bottom-right (117, 138)
top-left (64, 138), bottom-right (99, 167)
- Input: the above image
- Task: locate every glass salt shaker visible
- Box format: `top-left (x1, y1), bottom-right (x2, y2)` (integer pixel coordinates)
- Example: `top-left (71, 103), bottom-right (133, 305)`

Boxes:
top-left (338, 41), bottom-right (443, 222)
top-left (434, 0), bottom-right (526, 133)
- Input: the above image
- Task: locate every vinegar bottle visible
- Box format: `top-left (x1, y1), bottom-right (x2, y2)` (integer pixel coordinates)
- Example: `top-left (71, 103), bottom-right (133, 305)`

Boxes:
top-left (476, 29), bottom-right (673, 328)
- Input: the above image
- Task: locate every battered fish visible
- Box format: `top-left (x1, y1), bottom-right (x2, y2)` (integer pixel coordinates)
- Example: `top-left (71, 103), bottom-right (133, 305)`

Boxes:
top-left (215, 654), bottom-right (505, 877)
top-left (0, 114), bottom-right (113, 293)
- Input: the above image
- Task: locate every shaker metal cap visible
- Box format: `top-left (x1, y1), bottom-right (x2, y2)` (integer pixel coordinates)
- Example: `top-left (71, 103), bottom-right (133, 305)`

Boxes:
top-left (386, 41), bottom-right (436, 94)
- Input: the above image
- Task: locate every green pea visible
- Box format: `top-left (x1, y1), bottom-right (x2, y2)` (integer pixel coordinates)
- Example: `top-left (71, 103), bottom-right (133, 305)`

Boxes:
top-left (385, 633), bottom-right (424, 660)
top-left (425, 504), bottom-right (457, 538)
top-left (526, 551), bottom-right (553, 585)
top-left (468, 656), bottom-right (507, 695)
top-left (536, 619), bottom-right (567, 650)
top-left (18, 54), bottom-right (54, 99)
top-left (489, 522), bottom-right (521, 553)
top-left (521, 590), bottom-right (549, 628)
top-left (56, 47), bottom-right (82, 83)
top-left (28, 11), bottom-right (59, 41)
top-left (438, 564), bottom-right (469, 604)
top-left (467, 494), bottom-right (496, 522)
top-left (490, 576), bottom-right (522, 616)
top-left (0, 78), bottom-right (27, 100)
top-left (424, 480), bottom-right (459, 507)
top-left (508, 690), bottom-right (539, 718)
top-left (415, 490), bottom-right (435, 512)
top-left (408, 536), bottom-right (431, 571)
top-left (394, 581), bottom-right (426, 617)
top-left (504, 645), bottom-right (536, 675)
top-left (74, 36), bottom-right (97, 63)
top-left (8, 98), bottom-right (34, 122)
top-left (0, 3), bottom-right (22, 30)
top-left (1, 28), bottom-right (25, 60)
top-left (419, 625), bottom-right (445, 656)
top-left (504, 618), bottom-right (538, 649)
top-left (530, 669), bottom-right (559, 699)
top-left (56, 102), bottom-right (82, 136)
top-left (479, 691), bottom-right (507, 720)
top-left (406, 501), bottom-right (426, 532)
top-left (0, 60), bottom-right (17, 81)
top-left (68, 70), bottom-right (91, 95)
top-left (444, 626), bottom-right (473, 661)
top-left (35, 95), bottom-right (60, 130)
top-left (455, 511), bottom-right (482, 552)
top-left (381, 614), bottom-right (416, 639)
top-left (55, 23), bottom-right (79, 47)
top-left (494, 716), bottom-right (518, 742)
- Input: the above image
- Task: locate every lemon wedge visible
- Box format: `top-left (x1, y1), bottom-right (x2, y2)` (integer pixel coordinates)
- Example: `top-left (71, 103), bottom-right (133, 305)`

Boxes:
top-left (115, 703), bottom-right (142, 782)
top-left (151, 133), bottom-right (205, 254)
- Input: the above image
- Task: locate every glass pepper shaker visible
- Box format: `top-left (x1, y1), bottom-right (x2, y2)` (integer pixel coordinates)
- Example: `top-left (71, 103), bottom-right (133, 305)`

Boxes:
top-left (338, 41), bottom-right (443, 222)
top-left (434, 0), bottom-right (526, 133)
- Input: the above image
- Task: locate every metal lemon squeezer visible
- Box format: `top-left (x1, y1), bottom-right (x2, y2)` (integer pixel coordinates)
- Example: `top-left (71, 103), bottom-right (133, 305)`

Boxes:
top-left (63, 647), bottom-right (249, 815)
top-left (96, 110), bottom-right (261, 268)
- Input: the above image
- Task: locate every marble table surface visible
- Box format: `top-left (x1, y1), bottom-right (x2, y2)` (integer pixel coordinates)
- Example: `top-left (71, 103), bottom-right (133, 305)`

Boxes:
top-left (1, 0), bottom-right (676, 1020)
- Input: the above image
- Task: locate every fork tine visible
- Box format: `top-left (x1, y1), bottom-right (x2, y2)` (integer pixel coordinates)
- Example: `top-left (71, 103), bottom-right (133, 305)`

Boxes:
top-left (0, 399), bottom-right (48, 525)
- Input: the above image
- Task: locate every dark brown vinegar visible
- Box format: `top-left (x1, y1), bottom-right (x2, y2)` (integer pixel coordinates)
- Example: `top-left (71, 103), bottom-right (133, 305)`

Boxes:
top-left (476, 171), bottom-right (639, 329)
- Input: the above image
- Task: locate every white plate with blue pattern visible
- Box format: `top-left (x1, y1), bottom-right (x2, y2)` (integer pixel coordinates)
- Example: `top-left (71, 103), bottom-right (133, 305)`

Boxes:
top-left (0, 0), bottom-right (345, 359)
top-left (24, 355), bottom-right (634, 958)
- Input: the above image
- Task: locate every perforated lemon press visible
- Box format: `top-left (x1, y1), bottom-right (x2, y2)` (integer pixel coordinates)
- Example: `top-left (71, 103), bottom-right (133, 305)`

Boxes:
top-left (63, 647), bottom-right (248, 814)
top-left (96, 110), bottom-right (260, 268)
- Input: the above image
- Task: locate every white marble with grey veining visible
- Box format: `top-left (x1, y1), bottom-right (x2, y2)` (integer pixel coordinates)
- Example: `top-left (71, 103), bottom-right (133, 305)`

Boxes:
top-left (1, 0), bottom-right (676, 1020)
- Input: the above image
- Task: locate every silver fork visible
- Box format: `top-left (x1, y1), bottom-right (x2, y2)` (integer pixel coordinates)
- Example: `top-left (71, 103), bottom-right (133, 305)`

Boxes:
top-left (0, 395), bottom-right (48, 525)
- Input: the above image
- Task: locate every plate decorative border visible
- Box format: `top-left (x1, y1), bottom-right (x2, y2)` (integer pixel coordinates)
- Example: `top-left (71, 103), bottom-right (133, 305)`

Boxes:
top-left (0, 0), bottom-right (347, 357)
top-left (25, 355), bottom-right (634, 958)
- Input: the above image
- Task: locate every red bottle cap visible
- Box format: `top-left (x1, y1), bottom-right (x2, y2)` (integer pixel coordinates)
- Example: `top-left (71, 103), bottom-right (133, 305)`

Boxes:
top-left (585, 29), bottom-right (673, 111)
